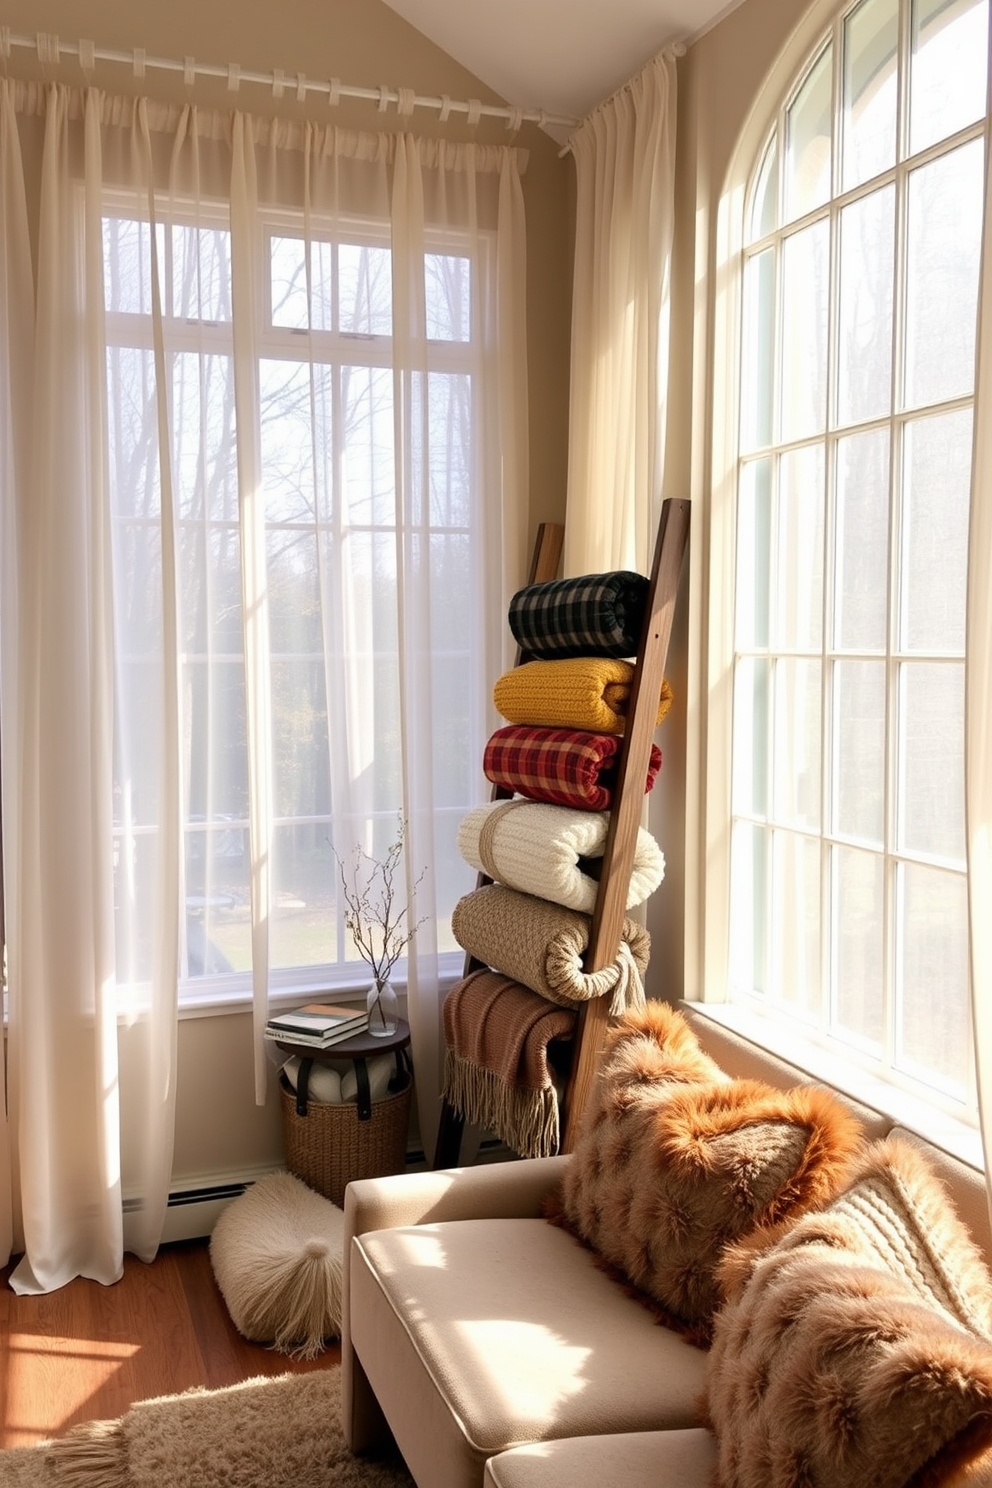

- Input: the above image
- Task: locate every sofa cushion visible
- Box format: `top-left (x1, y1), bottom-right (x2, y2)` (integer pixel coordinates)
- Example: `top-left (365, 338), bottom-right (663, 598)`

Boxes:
top-left (484, 1429), bottom-right (719, 1488)
top-left (553, 1003), bottom-right (863, 1339)
top-left (349, 1215), bottom-right (709, 1488)
top-left (707, 1136), bottom-right (992, 1488)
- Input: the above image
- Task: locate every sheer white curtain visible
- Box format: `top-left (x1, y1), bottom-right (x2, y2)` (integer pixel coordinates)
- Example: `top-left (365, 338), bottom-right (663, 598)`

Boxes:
top-left (0, 86), bottom-right (126, 1292)
top-left (966, 130), bottom-right (992, 1202)
top-left (0, 80), bottom-right (528, 1289)
top-left (564, 50), bottom-right (678, 576)
top-left (0, 82), bottom-right (36, 1277)
top-left (389, 134), bottom-right (529, 1155)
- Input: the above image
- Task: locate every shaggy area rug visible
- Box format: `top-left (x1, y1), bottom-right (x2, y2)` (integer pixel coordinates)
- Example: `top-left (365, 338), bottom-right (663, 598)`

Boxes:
top-left (0, 1367), bottom-right (412, 1488)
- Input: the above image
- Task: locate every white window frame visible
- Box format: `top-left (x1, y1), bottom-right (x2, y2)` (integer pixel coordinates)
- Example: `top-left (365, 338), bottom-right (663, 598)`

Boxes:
top-left (104, 195), bottom-right (489, 1012)
top-left (690, 0), bottom-right (988, 1166)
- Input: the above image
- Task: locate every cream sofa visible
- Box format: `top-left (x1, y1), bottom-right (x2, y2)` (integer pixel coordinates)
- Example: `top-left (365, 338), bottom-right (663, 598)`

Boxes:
top-left (341, 1005), bottom-right (992, 1488)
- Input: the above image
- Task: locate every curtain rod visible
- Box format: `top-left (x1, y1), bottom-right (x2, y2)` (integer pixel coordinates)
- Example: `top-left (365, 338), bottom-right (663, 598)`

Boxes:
top-left (0, 29), bottom-right (579, 133)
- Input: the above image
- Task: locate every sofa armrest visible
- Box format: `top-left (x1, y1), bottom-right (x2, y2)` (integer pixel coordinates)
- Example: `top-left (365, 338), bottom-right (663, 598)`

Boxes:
top-left (344, 1154), bottom-right (570, 1240)
top-left (341, 1156), bottom-right (570, 1452)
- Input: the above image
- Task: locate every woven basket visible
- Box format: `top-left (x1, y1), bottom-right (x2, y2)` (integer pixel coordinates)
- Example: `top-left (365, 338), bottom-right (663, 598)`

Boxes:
top-left (279, 1067), bottom-right (413, 1207)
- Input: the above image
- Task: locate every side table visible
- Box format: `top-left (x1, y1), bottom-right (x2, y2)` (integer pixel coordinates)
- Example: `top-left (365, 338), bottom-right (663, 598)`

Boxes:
top-left (275, 1019), bottom-right (413, 1206)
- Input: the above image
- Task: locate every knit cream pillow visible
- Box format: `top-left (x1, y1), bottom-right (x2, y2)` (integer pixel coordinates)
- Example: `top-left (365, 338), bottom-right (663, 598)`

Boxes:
top-left (554, 1003), bottom-right (863, 1339)
top-left (707, 1138), bottom-right (992, 1488)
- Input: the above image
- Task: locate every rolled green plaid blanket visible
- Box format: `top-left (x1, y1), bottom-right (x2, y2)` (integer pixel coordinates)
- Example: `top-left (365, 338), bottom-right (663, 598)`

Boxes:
top-left (508, 570), bottom-right (649, 660)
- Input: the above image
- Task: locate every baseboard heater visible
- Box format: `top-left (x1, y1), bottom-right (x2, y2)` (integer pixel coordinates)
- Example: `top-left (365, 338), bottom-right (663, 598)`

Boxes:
top-left (162, 1178), bottom-right (258, 1244)
top-left (135, 1135), bottom-right (511, 1247)
top-left (165, 1180), bottom-right (252, 1208)
top-left (121, 1166), bottom-right (281, 1247)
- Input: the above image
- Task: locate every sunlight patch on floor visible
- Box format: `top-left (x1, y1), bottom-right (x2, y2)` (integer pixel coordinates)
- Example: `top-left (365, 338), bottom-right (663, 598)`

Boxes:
top-left (2, 1336), bottom-right (139, 1446)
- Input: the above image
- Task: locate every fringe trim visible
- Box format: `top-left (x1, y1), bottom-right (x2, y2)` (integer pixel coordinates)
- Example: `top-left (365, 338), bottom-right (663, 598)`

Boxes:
top-left (443, 1050), bottom-right (560, 1158)
top-left (608, 944), bottom-right (645, 1016)
top-left (48, 1418), bottom-right (128, 1488)
top-left (235, 1245), bottom-right (342, 1360)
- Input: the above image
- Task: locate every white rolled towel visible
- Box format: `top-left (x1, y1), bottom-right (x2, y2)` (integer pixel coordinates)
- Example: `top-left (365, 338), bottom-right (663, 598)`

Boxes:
top-left (457, 798), bottom-right (665, 913)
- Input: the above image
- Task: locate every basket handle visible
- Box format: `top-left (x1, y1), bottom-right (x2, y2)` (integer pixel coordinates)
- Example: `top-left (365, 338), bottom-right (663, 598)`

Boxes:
top-left (296, 1056), bottom-right (314, 1116)
top-left (355, 1058), bottom-right (372, 1121)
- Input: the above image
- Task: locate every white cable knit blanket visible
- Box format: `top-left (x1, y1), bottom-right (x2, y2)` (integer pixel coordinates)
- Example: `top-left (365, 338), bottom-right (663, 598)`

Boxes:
top-left (457, 798), bottom-right (665, 913)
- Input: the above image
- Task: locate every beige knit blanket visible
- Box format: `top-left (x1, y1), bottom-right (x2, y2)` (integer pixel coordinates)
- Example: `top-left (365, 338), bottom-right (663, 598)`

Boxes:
top-left (451, 883), bottom-right (649, 1014)
top-left (458, 797), bottom-right (665, 913)
top-left (442, 968), bottom-right (576, 1157)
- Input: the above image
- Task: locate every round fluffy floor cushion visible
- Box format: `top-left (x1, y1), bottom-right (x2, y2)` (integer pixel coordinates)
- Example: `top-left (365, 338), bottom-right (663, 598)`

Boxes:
top-left (209, 1170), bottom-right (345, 1359)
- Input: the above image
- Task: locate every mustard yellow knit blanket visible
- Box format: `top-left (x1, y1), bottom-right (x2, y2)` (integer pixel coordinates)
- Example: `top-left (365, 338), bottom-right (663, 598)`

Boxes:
top-left (493, 657), bottom-right (674, 736)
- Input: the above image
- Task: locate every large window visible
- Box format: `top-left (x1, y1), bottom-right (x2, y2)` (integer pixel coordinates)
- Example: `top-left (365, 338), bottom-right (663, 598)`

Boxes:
top-left (105, 205), bottom-right (480, 999)
top-left (730, 0), bottom-right (988, 1114)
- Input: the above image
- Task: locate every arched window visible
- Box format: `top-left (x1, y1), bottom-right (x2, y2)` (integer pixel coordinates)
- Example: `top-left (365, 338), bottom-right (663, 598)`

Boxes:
top-left (728, 0), bottom-right (988, 1116)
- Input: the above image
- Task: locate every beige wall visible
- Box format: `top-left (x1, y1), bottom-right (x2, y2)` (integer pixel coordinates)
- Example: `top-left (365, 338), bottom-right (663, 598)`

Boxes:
top-left (4, 0), bottom-right (573, 1207)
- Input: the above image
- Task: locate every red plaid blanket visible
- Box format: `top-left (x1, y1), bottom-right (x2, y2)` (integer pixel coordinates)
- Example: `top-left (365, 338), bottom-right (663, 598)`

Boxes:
top-left (483, 725), bottom-right (662, 811)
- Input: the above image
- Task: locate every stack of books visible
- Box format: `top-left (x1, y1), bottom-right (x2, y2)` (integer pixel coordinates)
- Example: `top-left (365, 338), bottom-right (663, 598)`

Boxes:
top-left (264, 1001), bottom-right (369, 1049)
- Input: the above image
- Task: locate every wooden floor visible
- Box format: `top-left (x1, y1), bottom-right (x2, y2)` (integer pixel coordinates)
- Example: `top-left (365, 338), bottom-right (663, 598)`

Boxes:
top-left (0, 1239), bottom-right (339, 1450)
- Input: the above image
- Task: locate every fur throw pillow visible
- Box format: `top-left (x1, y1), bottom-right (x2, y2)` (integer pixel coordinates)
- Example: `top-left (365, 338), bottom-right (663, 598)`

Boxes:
top-left (553, 1003), bottom-right (863, 1338)
top-left (707, 1137), bottom-right (992, 1488)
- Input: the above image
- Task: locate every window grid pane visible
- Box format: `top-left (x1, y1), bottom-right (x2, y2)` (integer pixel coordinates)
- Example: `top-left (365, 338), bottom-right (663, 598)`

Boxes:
top-left (903, 141), bottom-right (984, 411)
top-left (780, 222), bottom-right (830, 441)
top-left (836, 185), bottom-right (895, 426)
top-left (833, 427), bottom-right (890, 651)
top-left (771, 829), bottom-right (822, 1015)
top-left (842, 0), bottom-right (899, 192)
top-left (909, 0), bottom-right (990, 156)
top-left (775, 444), bottom-right (825, 651)
top-left (900, 410), bottom-right (971, 654)
top-left (784, 43), bottom-right (833, 222)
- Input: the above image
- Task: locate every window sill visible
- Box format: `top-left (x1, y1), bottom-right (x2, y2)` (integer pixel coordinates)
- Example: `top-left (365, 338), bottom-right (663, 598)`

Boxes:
top-left (681, 1000), bottom-right (985, 1174)
top-left (173, 950), bottom-right (466, 1019)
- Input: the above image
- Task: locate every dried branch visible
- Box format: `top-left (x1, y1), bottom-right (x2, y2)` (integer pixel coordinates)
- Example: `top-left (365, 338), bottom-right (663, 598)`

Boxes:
top-left (334, 816), bottom-right (428, 986)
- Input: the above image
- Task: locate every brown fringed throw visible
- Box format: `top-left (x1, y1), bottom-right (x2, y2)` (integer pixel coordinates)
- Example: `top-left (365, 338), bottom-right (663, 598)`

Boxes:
top-left (442, 969), bottom-right (576, 1157)
top-left (451, 883), bottom-right (650, 1014)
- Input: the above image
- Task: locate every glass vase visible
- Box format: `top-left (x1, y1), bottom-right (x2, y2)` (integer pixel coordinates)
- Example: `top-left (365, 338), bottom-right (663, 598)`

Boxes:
top-left (366, 978), bottom-right (399, 1037)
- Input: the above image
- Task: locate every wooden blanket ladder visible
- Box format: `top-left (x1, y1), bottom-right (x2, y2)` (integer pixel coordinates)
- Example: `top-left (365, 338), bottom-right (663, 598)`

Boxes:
top-left (433, 496), bottom-right (690, 1166)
